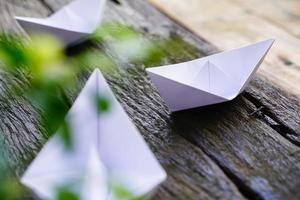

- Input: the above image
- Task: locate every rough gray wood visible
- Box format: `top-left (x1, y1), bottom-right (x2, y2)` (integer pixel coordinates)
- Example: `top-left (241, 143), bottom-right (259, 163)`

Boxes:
top-left (246, 77), bottom-right (300, 146)
top-left (0, 0), bottom-right (51, 173)
top-left (0, 0), bottom-right (299, 200)
top-left (0, 0), bottom-right (245, 200)
top-left (91, 2), bottom-right (300, 199)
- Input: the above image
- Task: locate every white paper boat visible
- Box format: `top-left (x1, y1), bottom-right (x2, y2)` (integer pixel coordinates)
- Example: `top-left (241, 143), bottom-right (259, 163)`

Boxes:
top-left (15, 0), bottom-right (106, 46)
top-left (146, 39), bottom-right (274, 112)
top-left (21, 69), bottom-right (167, 200)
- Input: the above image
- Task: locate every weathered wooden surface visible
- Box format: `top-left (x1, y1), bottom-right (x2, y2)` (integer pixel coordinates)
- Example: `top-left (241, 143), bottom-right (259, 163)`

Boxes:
top-left (149, 0), bottom-right (300, 99)
top-left (0, 0), bottom-right (300, 200)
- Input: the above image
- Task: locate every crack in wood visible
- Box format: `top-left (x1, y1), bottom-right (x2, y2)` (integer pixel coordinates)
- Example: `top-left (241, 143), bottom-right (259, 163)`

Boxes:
top-left (204, 151), bottom-right (264, 200)
top-left (248, 106), bottom-right (264, 117)
top-left (39, 0), bottom-right (54, 14)
top-left (244, 92), bottom-right (300, 147)
top-left (1, 0), bottom-right (300, 199)
top-left (109, 0), bottom-right (121, 5)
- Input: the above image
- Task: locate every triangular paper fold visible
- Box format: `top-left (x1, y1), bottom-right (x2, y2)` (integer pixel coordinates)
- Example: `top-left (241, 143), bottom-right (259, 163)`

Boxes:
top-left (21, 69), bottom-right (166, 199)
top-left (23, 147), bottom-right (108, 200)
top-left (147, 39), bottom-right (274, 112)
top-left (15, 0), bottom-right (106, 46)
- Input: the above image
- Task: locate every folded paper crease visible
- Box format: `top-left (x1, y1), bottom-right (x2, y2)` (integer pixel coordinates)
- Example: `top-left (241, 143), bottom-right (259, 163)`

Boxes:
top-left (15, 0), bottom-right (106, 46)
top-left (21, 69), bottom-right (166, 200)
top-left (147, 39), bottom-right (275, 111)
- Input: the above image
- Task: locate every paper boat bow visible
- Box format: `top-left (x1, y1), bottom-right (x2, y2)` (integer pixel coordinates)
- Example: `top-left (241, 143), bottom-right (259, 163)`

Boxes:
top-left (21, 69), bottom-right (166, 200)
top-left (15, 0), bottom-right (106, 46)
top-left (146, 39), bottom-right (274, 112)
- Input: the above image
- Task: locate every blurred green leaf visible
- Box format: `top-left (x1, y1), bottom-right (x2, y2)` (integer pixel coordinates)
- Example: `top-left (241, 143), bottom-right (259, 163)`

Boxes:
top-left (0, 34), bottom-right (27, 71)
top-left (72, 50), bottom-right (117, 75)
top-left (95, 95), bottom-right (110, 113)
top-left (0, 21), bottom-right (177, 199)
top-left (112, 183), bottom-right (146, 200)
top-left (0, 178), bottom-right (25, 200)
top-left (0, 138), bottom-right (25, 200)
top-left (92, 23), bottom-right (139, 42)
top-left (91, 23), bottom-right (165, 67)
top-left (56, 187), bottom-right (79, 200)
top-left (59, 120), bottom-right (73, 149)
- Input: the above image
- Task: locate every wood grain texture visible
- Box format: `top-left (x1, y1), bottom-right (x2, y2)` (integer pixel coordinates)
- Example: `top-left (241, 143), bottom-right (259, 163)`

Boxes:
top-left (0, 0), bottom-right (51, 175)
top-left (0, 0), bottom-right (299, 200)
top-left (232, 0), bottom-right (300, 38)
top-left (149, 0), bottom-right (300, 99)
top-left (0, 0), bottom-right (50, 33)
top-left (0, 0), bottom-right (245, 199)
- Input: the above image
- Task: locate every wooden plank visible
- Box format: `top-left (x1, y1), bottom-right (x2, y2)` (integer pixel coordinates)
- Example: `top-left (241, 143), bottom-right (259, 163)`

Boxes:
top-left (46, 0), bottom-right (300, 199)
top-left (0, 0), bottom-right (51, 175)
top-left (105, 2), bottom-right (300, 199)
top-left (232, 0), bottom-right (300, 39)
top-left (245, 77), bottom-right (300, 146)
top-left (0, 0), bottom-right (299, 199)
top-left (173, 96), bottom-right (300, 200)
top-left (0, 0), bottom-right (51, 33)
top-left (104, 0), bottom-right (300, 147)
top-left (148, 0), bottom-right (300, 99)
top-left (0, 0), bottom-right (246, 199)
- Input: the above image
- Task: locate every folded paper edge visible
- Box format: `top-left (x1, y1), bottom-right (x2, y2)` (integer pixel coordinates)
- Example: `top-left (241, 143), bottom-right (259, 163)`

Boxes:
top-left (146, 68), bottom-right (227, 100)
top-left (146, 38), bottom-right (275, 102)
top-left (14, 16), bottom-right (91, 34)
top-left (21, 68), bottom-right (167, 199)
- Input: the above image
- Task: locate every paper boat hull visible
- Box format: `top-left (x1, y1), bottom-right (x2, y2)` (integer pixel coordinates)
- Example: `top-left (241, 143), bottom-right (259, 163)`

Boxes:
top-left (21, 69), bottom-right (166, 199)
top-left (147, 39), bottom-right (274, 112)
top-left (147, 71), bottom-right (227, 111)
top-left (14, 0), bottom-right (107, 46)
top-left (15, 17), bottom-right (88, 46)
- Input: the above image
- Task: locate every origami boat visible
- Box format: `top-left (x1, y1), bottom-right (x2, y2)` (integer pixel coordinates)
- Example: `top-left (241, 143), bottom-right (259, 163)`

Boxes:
top-left (15, 0), bottom-right (106, 46)
top-left (146, 39), bottom-right (274, 112)
top-left (21, 69), bottom-right (166, 200)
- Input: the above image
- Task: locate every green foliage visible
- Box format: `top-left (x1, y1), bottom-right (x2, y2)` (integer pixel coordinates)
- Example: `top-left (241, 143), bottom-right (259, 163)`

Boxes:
top-left (56, 187), bottom-right (79, 200)
top-left (95, 95), bottom-right (111, 113)
top-left (0, 21), bottom-right (176, 200)
top-left (0, 34), bottom-right (28, 71)
top-left (0, 138), bottom-right (25, 200)
top-left (59, 120), bottom-right (73, 149)
top-left (91, 23), bottom-right (165, 67)
top-left (112, 183), bottom-right (146, 200)
top-left (0, 178), bottom-right (25, 200)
